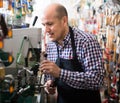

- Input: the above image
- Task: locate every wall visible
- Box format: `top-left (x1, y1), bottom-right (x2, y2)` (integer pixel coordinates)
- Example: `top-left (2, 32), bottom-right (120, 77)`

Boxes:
top-left (25, 0), bottom-right (81, 28)
top-left (25, 0), bottom-right (51, 28)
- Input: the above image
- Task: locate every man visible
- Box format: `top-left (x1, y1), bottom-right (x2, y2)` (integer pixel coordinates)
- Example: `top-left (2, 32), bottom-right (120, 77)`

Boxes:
top-left (40, 3), bottom-right (105, 103)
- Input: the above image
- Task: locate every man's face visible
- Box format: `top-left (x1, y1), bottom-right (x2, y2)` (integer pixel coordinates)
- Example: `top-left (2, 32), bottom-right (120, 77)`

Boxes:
top-left (41, 11), bottom-right (67, 43)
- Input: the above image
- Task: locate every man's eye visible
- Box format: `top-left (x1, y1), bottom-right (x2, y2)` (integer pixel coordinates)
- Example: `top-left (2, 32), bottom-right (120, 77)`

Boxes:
top-left (42, 23), bottom-right (45, 26)
top-left (47, 23), bottom-right (53, 26)
top-left (42, 23), bottom-right (53, 26)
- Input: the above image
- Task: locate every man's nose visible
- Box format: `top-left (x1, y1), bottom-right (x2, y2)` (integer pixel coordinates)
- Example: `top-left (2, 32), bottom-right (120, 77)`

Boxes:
top-left (44, 26), bottom-right (50, 32)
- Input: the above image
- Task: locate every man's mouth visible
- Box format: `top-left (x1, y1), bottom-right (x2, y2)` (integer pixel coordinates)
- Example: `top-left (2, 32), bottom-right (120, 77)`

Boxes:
top-left (47, 33), bottom-right (54, 37)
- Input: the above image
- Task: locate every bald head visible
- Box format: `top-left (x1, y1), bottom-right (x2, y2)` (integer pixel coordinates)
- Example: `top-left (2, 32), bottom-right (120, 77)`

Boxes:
top-left (44, 3), bottom-right (68, 19)
top-left (41, 3), bottom-right (69, 44)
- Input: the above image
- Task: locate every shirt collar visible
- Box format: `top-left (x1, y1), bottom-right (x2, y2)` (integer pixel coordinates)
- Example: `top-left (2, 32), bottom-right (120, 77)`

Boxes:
top-left (56, 32), bottom-right (71, 48)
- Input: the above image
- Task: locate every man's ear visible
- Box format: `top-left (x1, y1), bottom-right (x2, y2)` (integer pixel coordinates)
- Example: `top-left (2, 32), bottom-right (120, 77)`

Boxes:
top-left (62, 16), bottom-right (68, 26)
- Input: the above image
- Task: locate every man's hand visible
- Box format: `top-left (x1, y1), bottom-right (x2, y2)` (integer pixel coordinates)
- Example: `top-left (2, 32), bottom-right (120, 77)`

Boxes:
top-left (40, 60), bottom-right (61, 78)
top-left (44, 80), bottom-right (56, 95)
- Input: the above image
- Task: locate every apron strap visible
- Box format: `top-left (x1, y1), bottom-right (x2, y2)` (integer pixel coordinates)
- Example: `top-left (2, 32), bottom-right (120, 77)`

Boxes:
top-left (69, 26), bottom-right (78, 59)
top-left (56, 26), bottom-right (78, 59)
